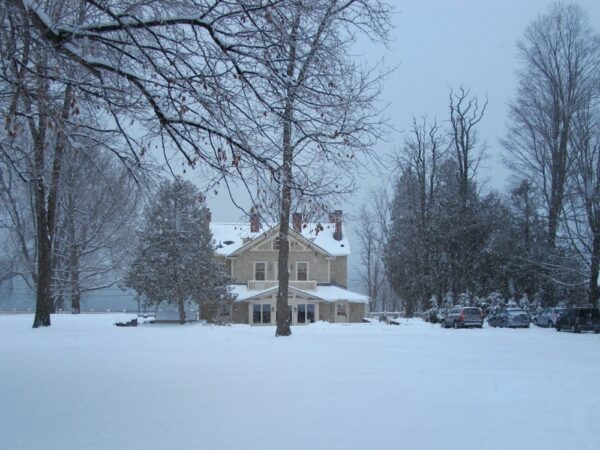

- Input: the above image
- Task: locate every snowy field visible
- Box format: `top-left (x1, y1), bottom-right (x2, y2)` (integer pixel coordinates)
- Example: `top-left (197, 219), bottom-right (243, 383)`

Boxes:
top-left (1, 314), bottom-right (599, 450)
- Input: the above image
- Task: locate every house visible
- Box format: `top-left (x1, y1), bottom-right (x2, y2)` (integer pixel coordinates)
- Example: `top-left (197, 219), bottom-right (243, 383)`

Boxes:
top-left (208, 209), bottom-right (368, 325)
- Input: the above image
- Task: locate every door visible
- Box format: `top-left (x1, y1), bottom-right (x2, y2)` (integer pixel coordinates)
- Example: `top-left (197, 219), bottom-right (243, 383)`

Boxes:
top-left (295, 303), bottom-right (316, 324)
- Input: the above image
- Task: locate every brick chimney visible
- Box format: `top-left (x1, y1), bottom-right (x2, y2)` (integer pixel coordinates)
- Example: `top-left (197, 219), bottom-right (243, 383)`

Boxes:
top-left (333, 210), bottom-right (343, 241)
top-left (292, 212), bottom-right (302, 233)
top-left (250, 205), bottom-right (260, 233)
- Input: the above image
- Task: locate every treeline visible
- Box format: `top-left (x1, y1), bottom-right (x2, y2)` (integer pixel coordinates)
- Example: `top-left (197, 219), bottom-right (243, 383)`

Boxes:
top-left (360, 4), bottom-right (600, 315)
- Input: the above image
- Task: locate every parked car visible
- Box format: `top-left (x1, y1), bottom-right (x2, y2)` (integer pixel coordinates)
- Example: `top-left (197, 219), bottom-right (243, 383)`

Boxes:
top-left (533, 307), bottom-right (566, 328)
top-left (487, 308), bottom-right (530, 328)
top-left (555, 307), bottom-right (600, 333)
top-left (441, 306), bottom-right (483, 328)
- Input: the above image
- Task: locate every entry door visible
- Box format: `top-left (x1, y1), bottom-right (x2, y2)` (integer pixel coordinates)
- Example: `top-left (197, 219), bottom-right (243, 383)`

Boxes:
top-left (296, 304), bottom-right (316, 324)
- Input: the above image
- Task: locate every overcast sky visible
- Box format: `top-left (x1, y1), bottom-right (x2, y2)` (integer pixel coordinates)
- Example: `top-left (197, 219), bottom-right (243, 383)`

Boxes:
top-left (203, 0), bottom-right (600, 291)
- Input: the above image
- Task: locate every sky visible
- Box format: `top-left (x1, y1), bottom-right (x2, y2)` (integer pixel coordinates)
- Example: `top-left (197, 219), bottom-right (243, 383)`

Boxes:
top-left (203, 0), bottom-right (600, 292)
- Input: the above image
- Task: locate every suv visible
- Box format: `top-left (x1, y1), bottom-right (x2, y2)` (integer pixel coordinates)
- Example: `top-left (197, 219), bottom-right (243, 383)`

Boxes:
top-left (441, 306), bottom-right (483, 329)
top-left (533, 307), bottom-right (565, 328)
top-left (555, 307), bottom-right (600, 333)
top-left (488, 308), bottom-right (530, 328)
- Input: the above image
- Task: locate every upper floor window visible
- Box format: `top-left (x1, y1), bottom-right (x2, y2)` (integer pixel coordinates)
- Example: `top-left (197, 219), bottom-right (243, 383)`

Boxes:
top-left (255, 262), bottom-right (266, 281)
top-left (297, 262), bottom-right (308, 281)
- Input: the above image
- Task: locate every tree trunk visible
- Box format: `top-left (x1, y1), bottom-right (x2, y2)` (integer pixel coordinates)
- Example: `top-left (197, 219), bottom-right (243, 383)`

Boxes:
top-left (31, 82), bottom-right (73, 327)
top-left (275, 102), bottom-right (294, 337)
top-left (177, 295), bottom-right (186, 324)
top-left (33, 225), bottom-right (53, 327)
top-left (66, 161), bottom-right (81, 314)
top-left (589, 232), bottom-right (600, 308)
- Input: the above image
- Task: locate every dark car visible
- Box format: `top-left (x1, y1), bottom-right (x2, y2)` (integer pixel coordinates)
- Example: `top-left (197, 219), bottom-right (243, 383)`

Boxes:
top-left (488, 308), bottom-right (530, 328)
top-left (555, 307), bottom-right (600, 333)
top-left (441, 306), bottom-right (483, 328)
top-left (533, 307), bottom-right (566, 328)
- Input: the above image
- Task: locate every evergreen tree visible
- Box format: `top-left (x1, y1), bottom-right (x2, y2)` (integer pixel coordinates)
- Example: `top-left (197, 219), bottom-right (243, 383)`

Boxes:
top-left (126, 179), bottom-right (231, 324)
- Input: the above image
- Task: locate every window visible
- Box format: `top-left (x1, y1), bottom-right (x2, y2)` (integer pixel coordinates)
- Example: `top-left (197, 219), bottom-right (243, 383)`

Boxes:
top-left (295, 304), bottom-right (315, 324)
top-left (298, 304), bottom-right (306, 323)
top-left (254, 262), bottom-right (266, 281)
top-left (253, 304), bottom-right (261, 323)
top-left (262, 304), bottom-right (271, 323)
top-left (297, 262), bottom-right (308, 281)
top-left (306, 304), bottom-right (315, 323)
top-left (337, 303), bottom-right (347, 317)
top-left (252, 303), bottom-right (271, 324)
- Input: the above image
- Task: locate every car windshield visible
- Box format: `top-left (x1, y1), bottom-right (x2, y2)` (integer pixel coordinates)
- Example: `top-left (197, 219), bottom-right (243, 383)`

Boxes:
top-left (464, 308), bottom-right (480, 315)
top-left (554, 308), bottom-right (566, 314)
top-left (508, 310), bottom-right (527, 316)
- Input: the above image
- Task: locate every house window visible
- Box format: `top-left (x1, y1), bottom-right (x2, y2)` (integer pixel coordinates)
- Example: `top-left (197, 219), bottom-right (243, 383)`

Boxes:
top-left (297, 303), bottom-right (315, 324)
top-left (297, 262), bottom-right (308, 281)
top-left (298, 304), bottom-right (306, 323)
top-left (252, 304), bottom-right (271, 324)
top-left (254, 262), bottom-right (266, 281)
top-left (336, 303), bottom-right (347, 317)
top-left (307, 304), bottom-right (315, 323)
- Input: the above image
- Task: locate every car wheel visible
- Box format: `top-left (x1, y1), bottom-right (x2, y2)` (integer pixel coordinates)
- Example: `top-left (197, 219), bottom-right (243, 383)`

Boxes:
top-left (594, 328), bottom-right (599, 334)
top-left (547, 320), bottom-right (553, 328)
top-left (441, 320), bottom-right (446, 328)
top-left (453, 321), bottom-right (459, 329)
top-left (572, 324), bottom-right (580, 334)
top-left (533, 318), bottom-right (538, 326)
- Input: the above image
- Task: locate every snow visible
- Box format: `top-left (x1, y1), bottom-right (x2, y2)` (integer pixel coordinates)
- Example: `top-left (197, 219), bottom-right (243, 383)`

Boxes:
top-left (1, 314), bottom-right (600, 450)
top-left (211, 222), bottom-right (267, 256)
top-left (211, 222), bottom-right (351, 257)
top-left (230, 284), bottom-right (369, 303)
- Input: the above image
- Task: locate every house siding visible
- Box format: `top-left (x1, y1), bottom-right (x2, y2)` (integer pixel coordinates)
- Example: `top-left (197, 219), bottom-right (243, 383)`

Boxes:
top-left (231, 240), bottom-right (332, 284)
top-left (330, 256), bottom-right (347, 287)
top-left (349, 303), bottom-right (365, 322)
top-left (319, 302), bottom-right (334, 322)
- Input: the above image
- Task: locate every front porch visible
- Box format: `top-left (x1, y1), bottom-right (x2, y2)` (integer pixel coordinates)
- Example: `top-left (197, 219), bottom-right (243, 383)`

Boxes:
top-left (229, 284), bottom-right (368, 325)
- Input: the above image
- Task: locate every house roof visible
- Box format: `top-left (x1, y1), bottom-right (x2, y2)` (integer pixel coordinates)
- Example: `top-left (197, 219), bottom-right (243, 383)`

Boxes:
top-left (229, 284), bottom-right (369, 304)
top-left (211, 222), bottom-right (350, 257)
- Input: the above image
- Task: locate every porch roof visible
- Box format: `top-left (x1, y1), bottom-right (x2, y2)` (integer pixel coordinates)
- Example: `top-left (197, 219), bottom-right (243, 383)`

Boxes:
top-left (229, 284), bottom-right (369, 304)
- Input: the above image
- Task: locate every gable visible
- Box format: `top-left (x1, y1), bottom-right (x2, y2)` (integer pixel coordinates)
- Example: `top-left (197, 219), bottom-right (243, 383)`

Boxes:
top-left (250, 234), bottom-right (311, 252)
top-left (211, 221), bottom-right (350, 257)
top-left (228, 224), bottom-right (333, 258)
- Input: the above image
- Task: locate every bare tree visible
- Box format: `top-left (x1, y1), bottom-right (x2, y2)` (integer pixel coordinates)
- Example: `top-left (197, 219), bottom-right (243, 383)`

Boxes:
top-left (563, 104), bottom-right (600, 306)
top-left (58, 146), bottom-right (146, 313)
top-left (235, 0), bottom-right (391, 336)
top-left (447, 87), bottom-right (487, 295)
top-left (503, 3), bottom-right (600, 248)
top-left (356, 187), bottom-right (392, 312)
top-left (386, 116), bottom-right (445, 315)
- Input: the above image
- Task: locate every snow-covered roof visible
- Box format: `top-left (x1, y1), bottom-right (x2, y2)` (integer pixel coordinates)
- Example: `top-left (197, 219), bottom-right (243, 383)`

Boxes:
top-left (229, 284), bottom-right (368, 304)
top-left (210, 222), bottom-right (350, 257)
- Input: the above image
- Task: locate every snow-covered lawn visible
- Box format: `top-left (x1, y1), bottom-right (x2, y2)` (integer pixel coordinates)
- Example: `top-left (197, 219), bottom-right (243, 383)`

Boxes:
top-left (1, 314), bottom-right (599, 450)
